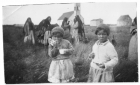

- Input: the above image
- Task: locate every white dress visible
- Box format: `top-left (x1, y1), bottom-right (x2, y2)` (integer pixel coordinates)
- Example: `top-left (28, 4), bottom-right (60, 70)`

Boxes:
top-left (48, 39), bottom-right (74, 83)
top-left (88, 40), bottom-right (118, 82)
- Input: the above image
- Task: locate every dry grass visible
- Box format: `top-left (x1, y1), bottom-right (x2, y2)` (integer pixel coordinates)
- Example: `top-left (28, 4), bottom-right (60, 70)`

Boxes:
top-left (3, 25), bottom-right (138, 83)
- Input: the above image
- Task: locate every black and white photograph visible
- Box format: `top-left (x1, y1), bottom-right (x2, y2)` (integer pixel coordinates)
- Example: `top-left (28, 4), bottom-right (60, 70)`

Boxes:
top-left (1, 0), bottom-right (138, 84)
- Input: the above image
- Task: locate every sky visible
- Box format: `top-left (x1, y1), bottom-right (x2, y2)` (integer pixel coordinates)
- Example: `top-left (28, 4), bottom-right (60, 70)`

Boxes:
top-left (2, 2), bottom-right (136, 25)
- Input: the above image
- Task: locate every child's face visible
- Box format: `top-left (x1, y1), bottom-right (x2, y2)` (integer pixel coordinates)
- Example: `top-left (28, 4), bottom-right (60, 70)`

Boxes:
top-left (52, 35), bottom-right (62, 43)
top-left (97, 30), bottom-right (108, 43)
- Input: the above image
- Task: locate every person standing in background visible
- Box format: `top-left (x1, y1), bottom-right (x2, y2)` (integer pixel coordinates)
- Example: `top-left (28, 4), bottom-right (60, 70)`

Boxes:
top-left (23, 17), bottom-right (35, 45)
top-left (71, 16), bottom-right (79, 46)
top-left (61, 17), bottom-right (71, 42)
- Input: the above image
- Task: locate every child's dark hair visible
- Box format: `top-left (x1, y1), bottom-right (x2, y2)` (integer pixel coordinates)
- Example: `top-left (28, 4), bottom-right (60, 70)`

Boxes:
top-left (95, 24), bottom-right (110, 36)
top-left (52, 32), bottom-right (63, 38)
top-left (51, 27), bottom-right (64, 38)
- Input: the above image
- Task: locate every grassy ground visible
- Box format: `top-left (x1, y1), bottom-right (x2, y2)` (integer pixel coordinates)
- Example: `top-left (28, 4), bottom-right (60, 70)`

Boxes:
top-left (3, 25), bottom-right (138, 84)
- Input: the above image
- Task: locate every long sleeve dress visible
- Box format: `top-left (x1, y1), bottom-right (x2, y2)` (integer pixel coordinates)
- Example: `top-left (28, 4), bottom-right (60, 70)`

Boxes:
top-left (88, 40), bottom-right (118, 82)
top-left (48, 39), bottom-right (74, 83)
top-left (71, 21), bottom-right (79, 45)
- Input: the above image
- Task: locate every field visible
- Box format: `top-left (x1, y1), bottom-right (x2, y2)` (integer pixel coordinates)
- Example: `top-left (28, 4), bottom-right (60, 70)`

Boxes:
top-left (3, 25), bottom-right (138, 84)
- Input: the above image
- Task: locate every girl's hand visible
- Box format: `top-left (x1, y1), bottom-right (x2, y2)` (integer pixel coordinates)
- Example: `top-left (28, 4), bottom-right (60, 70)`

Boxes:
top-left (49, 39), bottom-right (57, 46)
top-left (51, 48), bottom-right (59, 58)
top-left (63, 49), bottom-right (71, 54)
top-left (88, 53), bottom-right (95, 60)
top-left (97, 63), bottom-right (105, 68)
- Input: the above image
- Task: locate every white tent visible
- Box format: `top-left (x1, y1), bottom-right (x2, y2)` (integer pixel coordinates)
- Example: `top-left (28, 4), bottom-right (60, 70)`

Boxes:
top-left (90, 18), bottom-right (103, 26)
top-left (117, 15), bottom-right (132, 26)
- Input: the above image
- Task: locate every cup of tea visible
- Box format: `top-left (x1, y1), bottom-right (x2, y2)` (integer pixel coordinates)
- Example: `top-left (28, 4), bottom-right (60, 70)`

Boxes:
top-left (59, 49), bottom-right (68, 54)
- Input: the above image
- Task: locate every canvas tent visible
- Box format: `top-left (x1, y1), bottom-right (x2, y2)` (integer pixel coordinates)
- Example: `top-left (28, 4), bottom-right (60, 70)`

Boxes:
top-left (117, 15), bottom-right (132, 26)
top-left (90, 18), bottom-right (103, 26)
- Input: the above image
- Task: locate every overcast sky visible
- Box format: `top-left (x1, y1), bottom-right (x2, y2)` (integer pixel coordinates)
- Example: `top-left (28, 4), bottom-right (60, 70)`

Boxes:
top-left (2, 2), bottom-right (136, 25)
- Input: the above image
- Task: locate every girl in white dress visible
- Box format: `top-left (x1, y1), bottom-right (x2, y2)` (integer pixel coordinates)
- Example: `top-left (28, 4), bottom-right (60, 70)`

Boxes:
top-left (48, 27), bottom-right (74, 83)
top-left (88, 24), bottom-right (118, 82)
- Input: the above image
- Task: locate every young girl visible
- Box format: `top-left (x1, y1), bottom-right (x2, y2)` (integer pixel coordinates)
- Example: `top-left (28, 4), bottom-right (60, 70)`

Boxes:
top-left (48, 27), bottom-right (74, 83)
top-left (88, 24), bottom-right (118, 82)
